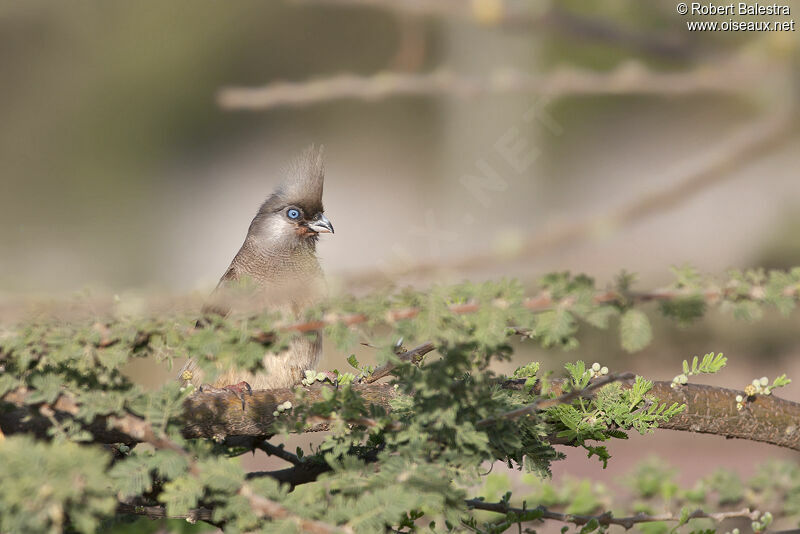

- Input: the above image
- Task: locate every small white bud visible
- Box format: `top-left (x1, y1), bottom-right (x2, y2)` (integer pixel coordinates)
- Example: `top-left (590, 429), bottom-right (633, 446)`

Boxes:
top-left (759, 376), bottom-right (769, 386)
top-left (592, 363), bottom-right (601, 372)
top-left (680, 375), bottom-right (688, 384)
top-left (752, 379), bottom-right (761, 387)
top-left (600, 366), bottom-right (609, 375)
top-left (282, 401), bottom-right (293, 410)
top-left (735, 395), bottom-right (743, 402)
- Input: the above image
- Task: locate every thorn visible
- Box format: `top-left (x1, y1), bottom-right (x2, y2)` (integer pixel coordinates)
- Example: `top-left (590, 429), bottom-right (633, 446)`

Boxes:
top-left (223, 381), bottom-right (253, 411)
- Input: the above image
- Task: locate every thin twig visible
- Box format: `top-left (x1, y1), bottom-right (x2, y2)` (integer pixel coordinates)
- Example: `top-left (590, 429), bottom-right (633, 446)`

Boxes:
top-left (362, 341), bottom-right (436, 383)
top-left (110, 413), bottom-right (347, 530)
top-left (218, 59), bottom-right (770, 110)
top-left (119, 495), bottom-right (761, 530)
top-left (256, 440), bottom-right (304, 466)
top-left (117, 502), bottom-right (215, 523)
top-left (475, 372), bottom-right (636, 428)
top-left (240, 484), bottom-right (354, 534)
top-left (465, 499), bottom-right (761, 529)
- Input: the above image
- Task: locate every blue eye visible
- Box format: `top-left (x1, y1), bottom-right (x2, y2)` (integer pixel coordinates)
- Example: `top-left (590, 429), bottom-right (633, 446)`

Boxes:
top-left (287, 208), bottom-right (300, 220)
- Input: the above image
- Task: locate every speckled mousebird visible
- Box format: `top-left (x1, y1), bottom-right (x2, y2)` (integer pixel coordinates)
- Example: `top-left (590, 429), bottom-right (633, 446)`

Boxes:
top-left (179, 145), bottom-right (333, 394)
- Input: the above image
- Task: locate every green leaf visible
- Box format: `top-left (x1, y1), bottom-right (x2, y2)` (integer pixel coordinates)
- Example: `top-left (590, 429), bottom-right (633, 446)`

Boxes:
top-left (159, 476), bottom-right (204, 516)
top-left (620, 309), bottom-right (652, 352)
top-left (0, 437), bottom-right (115, 533)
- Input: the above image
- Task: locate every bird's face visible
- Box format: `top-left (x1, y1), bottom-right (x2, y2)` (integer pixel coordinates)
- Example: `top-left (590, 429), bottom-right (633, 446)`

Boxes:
top-left (282, 204), bottom-right (334, 240)
top-left (248, 145), bottom-right (332, 252)
top-left (250, 197), bottom-right (333, 251)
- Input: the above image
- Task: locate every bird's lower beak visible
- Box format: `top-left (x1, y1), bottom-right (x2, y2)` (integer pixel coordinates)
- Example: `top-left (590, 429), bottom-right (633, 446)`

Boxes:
top-left (308, 214), bottom-right (334, 234)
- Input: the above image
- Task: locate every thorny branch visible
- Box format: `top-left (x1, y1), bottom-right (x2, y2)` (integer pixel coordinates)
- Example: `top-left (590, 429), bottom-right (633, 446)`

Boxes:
top-left (256, 440), bottom-right (304, 466)
top-left (117, 498), bottom-right (761, 532)
top-left (114, 412), bottom-right (352, 532)
top-left (465, 499), bottom-right (762, 529)
top-left (240, 484), bottom-right (354, 534)
top-left (362, 341), bottom-right (436, 383)
top-left (6, 377), bottom-right (800, 452)
top-left (475, 372), bottom-right (637, 428)
top-left (176, 379), bottom-right (800, 452)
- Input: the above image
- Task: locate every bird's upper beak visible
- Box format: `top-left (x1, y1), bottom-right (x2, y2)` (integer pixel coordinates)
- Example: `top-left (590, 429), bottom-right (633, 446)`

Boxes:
top-left (307, 213), bottom-right (334, 234)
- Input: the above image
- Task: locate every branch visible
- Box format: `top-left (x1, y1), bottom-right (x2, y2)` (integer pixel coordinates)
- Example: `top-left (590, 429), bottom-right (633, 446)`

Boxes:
top-left (4, 377), bottom-right (800, 451)
top-left (256, 440), bottom-right (304, 466)
top-left (245, 461), bottom-right (334, 486)
top-left (338, 111), bottom-right (797, 287)
top-left (117, 502), bottom-right (214, 523)
top-left (276, 279), bottom-right (798, 336)
top-left (465, 499), bottom-right (761, 529)
top-left (362, 341), bottom-right (436, 383)
top-left (475, 372), bottom-right (636, 428)
top-left (179, 379), bottom-right (800, 450)
top-left (118, 495), bottom-right (352, 534)
top-left (111, 409), bottom-right (350, 531)
top-left (218, 59), bottom-right (770, 110)
top-left (293, 1), bottom-right (694, 58)
top-left (117, 490), bottom-right (761, 531)
top-left (240, 484), bottom-right (354, 534)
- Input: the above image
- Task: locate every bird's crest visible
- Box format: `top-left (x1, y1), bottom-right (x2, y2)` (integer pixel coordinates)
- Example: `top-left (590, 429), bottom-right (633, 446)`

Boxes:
top-left (275, 145), bottom-right (325, 214)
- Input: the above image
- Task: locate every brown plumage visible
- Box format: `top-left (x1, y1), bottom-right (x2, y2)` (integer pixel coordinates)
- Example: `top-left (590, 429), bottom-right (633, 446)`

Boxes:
top-left (179, 145), bottom-right (333, 391)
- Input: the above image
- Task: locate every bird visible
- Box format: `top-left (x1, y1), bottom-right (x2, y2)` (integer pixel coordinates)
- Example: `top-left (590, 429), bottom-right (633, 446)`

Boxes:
top-left (178, 145), bottom-right (333, 399)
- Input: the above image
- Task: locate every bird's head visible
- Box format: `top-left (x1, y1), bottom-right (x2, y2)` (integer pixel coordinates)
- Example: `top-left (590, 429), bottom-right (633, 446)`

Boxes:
top-left (248, 145), bottom-right (334, 251)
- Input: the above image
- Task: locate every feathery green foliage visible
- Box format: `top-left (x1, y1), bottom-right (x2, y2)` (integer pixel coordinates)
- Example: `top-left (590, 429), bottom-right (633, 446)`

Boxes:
top-left (0, 267), bottom-right (799, 532)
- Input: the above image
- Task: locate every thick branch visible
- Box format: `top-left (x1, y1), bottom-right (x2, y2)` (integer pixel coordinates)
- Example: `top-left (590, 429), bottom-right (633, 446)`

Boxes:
top-left (648, 381), bottom-right (800, 449)
top-left (4, 379), bottom-right (800, 451)
top-left (179, 380), bottom-right (800, 450)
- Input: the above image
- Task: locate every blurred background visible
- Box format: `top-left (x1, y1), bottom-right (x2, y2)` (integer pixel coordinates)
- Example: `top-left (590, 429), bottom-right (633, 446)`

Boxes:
top-left (1, 0), bottom-right (799, 528)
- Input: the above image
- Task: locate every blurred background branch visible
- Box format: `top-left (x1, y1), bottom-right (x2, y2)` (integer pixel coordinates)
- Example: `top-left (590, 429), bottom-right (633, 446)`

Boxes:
top-left (338, 110), bottom-right (798, 288)
top-left (294, 0), bottom-right (695, 58)
top-left (219, 57), bottom-right (774, 110)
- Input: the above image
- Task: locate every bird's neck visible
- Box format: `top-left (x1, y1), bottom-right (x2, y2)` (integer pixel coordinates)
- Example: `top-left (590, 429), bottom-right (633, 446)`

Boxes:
top-left (235, 236), bottom-right (321, 282)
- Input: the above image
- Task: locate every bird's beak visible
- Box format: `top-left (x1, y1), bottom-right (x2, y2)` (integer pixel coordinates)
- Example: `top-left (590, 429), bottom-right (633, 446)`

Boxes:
top-left (308, 213), bottom-right (334, 234)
